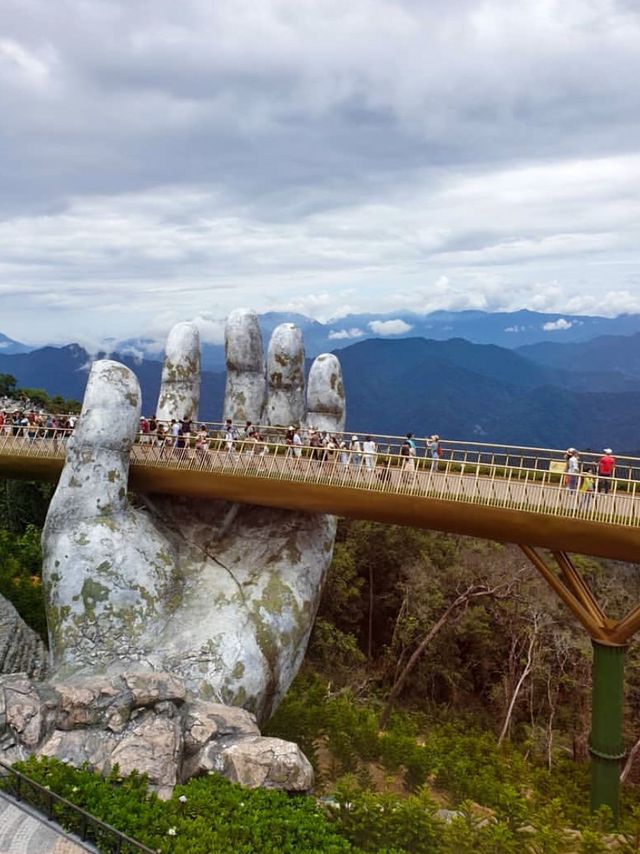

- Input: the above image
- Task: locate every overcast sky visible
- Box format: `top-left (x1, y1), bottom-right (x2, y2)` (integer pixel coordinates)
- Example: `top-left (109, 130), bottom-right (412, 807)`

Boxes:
top-left (2, 0), bottom-right (640, 347)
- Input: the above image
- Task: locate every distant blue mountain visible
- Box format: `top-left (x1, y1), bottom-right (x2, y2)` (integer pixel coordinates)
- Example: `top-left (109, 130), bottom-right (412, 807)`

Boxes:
top-left (2, 333), bottom-right (640, 452)
top-left (517, 333), bottom-right (640, 380)
top-left (0, 332), bottom-right (32, 355)
top-left (182, 310), bottom-right (640, 370)
top-left (336, 337), bottom-right (640, 452)
top-left (0, 345), bottom-right (224, 420)
top-left (36, 310), bottom-right (640, 372)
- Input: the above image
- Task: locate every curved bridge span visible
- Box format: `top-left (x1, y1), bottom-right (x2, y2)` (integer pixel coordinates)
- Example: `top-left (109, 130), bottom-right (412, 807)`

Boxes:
top-left (3, 423), bottom-right (640, 816)
top-left (1, 428), bottom-right (639, 563)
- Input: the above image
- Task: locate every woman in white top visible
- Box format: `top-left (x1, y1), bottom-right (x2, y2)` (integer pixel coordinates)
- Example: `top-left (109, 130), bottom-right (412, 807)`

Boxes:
top-left (362, 436), bottom-right (377, 470)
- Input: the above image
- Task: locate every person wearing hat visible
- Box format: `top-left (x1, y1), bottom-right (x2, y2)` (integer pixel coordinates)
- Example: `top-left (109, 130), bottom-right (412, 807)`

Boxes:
top-left (292, 427), bottom-right (303, 458)
top-left (427, 434), bottom-right (441, 471)
top-left (565, 448), bottom-right (580, 491)
top-left (362, 435), bottom-right (377, 472)
top-left (350, 435), bottom-right (362, 468)
top-left (597, 448), bottom-right (616, 493)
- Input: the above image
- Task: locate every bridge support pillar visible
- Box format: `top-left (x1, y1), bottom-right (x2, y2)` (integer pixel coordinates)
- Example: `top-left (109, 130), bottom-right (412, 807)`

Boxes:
top-left (590, 639), bottom-right (626, 823)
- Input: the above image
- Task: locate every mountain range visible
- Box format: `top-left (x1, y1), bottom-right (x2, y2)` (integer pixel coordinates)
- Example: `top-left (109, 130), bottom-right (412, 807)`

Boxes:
top-left (189, 310), bottom-right (640, 370)
top-left (9, 309), bottom-right (640, 370)
top-left (1, 324), bottom-right (640, 453)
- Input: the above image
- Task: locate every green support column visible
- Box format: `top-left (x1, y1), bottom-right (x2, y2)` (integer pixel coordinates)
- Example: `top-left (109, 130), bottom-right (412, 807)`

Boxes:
top-left (589, 640), bottom-right (627, 822)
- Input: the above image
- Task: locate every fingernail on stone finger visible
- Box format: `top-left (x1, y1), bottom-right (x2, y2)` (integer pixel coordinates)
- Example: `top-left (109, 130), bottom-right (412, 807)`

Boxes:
top-left (224, 309), bottom-right (266, 423)
top-left (156, 322), bottom-right (201, 423)
top-left (306, 354), bottom-right (346, 434)
top-left (267, 323), bottom-right (305, 427)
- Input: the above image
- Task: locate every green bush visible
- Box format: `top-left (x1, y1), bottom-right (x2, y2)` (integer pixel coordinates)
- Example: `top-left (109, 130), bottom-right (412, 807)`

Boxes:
top-left (0, 523), bottom-right (47, 638)
top-left (330, 780), bottom-right (440, 853)
top-left (6, 757), bottom-right (356, 854)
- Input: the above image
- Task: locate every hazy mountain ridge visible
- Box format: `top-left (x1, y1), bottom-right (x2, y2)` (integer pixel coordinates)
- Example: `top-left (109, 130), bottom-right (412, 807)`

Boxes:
top-left (517, 333), bottom-right (640, 380)
top-left (9, 308), bottom-right (640, 371)
top-left (336, 338), bottom-right (640, 452)
top-left (199, 310), bottom-right (640, 369)
top-left (0, 345), bottom-right (225, 421)
top-left (0, 332), bottom-right (32, 355)
top-left (2, 332), bottom-right (640, 452)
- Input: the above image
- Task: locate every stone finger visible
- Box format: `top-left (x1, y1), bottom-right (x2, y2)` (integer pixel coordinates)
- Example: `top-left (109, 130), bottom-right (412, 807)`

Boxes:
top-left (156, 322), bottom-right (201, 423)
top-left (223, 309), bottom-right (266, 424)
top-left (266, 323), bottom-right (306, 428)
top-left (46, 359), bottom-right (140, 528)
top-left (306, 354), bottom-right (346, 435)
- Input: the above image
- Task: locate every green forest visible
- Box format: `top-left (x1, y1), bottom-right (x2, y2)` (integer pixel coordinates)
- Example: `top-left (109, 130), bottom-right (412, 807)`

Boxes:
top-left (3, 478), bottom-right (640, 851)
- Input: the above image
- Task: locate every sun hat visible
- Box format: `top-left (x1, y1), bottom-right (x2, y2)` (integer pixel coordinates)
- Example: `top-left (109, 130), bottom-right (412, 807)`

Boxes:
top-left (604, 448), bottom-right (613, 454)
top-left (352, 435), bottom-right (358, 441)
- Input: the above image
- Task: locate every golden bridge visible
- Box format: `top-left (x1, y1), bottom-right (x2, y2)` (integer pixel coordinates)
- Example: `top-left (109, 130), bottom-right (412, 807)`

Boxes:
top-left (2, 422), bottom-right (640, 817)
top-left (0, 425), bottom-right (638, 565)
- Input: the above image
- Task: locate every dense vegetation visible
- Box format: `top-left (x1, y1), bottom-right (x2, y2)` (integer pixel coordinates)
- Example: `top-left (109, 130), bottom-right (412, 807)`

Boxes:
top-left (3, 482), bottom-right (640, 850)
top-left (0, 371), bottom-right (80, 412)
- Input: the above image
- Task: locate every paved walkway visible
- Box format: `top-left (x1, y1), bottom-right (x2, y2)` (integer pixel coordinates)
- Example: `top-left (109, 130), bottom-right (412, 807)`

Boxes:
top-left (0, 791), bottom-right (94, 853)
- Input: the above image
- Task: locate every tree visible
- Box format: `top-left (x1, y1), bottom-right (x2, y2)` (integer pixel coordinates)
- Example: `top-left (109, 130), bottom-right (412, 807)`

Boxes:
top-left (379, 573), bottom-right (519, 729)
top-left (0, 373), bottom-right (17, 397)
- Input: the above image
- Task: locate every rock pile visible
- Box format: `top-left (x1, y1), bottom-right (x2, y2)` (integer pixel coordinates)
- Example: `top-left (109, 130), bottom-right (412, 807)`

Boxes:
top-left (0, 671), bottom-right (313, 798)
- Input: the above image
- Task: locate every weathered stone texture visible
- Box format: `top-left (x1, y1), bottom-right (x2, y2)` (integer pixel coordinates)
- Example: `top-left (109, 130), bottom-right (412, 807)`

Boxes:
top-left (0, 672), bottom-right (314, 797)
top-left (0, 596), bottom-right (47, 680)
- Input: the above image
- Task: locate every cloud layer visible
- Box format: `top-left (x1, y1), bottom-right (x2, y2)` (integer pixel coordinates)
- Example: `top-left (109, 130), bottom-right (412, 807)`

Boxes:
top-left (1, 0), bottom-right (640, 343)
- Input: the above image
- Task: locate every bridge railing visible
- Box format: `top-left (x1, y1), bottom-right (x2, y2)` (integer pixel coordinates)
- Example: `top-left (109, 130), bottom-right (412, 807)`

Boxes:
top-left (1, 422), bottom-right (639, 527)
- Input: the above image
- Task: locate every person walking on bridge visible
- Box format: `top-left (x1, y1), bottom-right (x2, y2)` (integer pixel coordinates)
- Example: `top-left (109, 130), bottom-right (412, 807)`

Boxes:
top-left (565, 448), bottom-right (580, 491)
top-left (362, 436), bottom-right (377, 473)
top-left (597, 448), bottom-right (616, 494)
top-left (427, 434), bottom-right (441, 472)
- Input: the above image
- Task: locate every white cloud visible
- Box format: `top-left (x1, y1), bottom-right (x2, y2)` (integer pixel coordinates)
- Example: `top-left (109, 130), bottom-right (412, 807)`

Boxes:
top-left (0, 38), bottom-right (55, 86)
top-left (1, 1), bottom-right (640, 340)
top-left (505, 325), bottom-right (526, 333)
top-left (543, 318), bottom-right (573, 331)
top-left (328, 328), bottom-right (364, 340)
top-left (368, 319), bottom-right (413, 336)
top-left (192, 313), bottom-right (226, 345)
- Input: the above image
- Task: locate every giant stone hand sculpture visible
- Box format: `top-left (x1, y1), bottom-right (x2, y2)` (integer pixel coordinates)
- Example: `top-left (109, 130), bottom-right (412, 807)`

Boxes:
top-left (0, 311), bottom-right (344, 794)
top-left (42, 310), bottom-right (345, 725)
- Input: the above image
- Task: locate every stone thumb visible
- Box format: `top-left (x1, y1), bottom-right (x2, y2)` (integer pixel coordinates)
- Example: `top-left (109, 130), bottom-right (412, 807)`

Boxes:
top-left (48, 360), bottom-right (140, 526)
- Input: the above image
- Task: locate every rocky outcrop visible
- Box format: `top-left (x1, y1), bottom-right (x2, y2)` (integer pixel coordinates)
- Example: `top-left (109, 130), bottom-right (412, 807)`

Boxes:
top-left (0, 671), bottom-right (314, 799)
top-left (0, 596), bottom-right (47, 681)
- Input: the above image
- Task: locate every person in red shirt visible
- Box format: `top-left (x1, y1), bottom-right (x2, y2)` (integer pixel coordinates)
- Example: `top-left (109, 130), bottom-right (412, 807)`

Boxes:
top-left (597, 448), bottom-right (615, 493)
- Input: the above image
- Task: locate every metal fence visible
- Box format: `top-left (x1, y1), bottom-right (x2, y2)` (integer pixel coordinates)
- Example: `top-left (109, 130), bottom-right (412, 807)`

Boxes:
top-left (0, 760), bottom-right (156, 853)
top-left (1, 423), bottom-right (639, 528)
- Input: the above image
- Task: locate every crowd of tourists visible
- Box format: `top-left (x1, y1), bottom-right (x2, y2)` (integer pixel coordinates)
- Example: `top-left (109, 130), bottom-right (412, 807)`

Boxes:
top-left (0, 408), bottom-right (77, 439)
top-left (0, 404), bottom-right (628, 495)
top-left (135, 416), bottom-right (445, 474)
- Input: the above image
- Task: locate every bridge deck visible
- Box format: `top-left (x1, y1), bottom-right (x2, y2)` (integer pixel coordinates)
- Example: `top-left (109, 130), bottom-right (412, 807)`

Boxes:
top-left (1, 429), bottom-right (639, 562)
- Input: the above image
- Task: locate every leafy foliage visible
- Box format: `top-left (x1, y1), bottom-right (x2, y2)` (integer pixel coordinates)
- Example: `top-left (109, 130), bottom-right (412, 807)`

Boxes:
top-left (7, 757), bottom-right (355, 854)
top-left (0, 522), bottom-right (47, 638)
top-left (0, 373), bottom-right (17, 396)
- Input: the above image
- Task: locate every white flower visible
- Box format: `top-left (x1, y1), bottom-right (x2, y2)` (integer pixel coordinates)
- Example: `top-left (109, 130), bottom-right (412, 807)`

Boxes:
top-left (167, 827), bottom-right (177, 837)
top-left (178, 795), bottom-right (187, 803)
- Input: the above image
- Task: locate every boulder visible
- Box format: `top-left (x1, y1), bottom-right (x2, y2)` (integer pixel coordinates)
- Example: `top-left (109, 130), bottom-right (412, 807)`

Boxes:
top-left (0, 671), bottom-right (314, 797)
